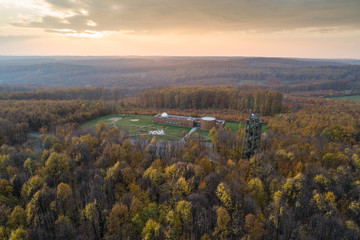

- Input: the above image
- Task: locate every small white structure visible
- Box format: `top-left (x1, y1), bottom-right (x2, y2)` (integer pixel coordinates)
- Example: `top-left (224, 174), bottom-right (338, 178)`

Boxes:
top-left (148, 130), bottom-right (165, 135)
top-left (201, 117), bottom-right (216, 121)
top-left (161, 112), bottom-right (168, 118)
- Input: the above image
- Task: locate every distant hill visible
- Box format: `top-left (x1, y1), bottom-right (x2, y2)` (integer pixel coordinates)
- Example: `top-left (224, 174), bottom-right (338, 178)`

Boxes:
top-left (0, 56), bottom-right (359, 90)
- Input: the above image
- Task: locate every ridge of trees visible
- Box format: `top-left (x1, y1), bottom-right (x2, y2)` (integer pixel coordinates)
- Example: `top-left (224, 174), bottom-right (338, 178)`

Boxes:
top-left (0, 100), bottom-right (112, 144)
top-left (140, 87), bottom-right (283, 116)
top-left (0, 87), bottom-right (131, 101)
top-left (1, 57), bottom-right (359, 90)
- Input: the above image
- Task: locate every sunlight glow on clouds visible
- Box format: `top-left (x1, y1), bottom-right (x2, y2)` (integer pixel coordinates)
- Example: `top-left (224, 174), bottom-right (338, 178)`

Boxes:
top-left (54, 29), bottom-right (103, 38)
top-left (86, 20), bottom-right (96, 27)
top-left (15, 0), bottom-right (360, 34)
top-left (2, 0), bottom-right (76, 21)
top-left (0, 0), bottom-right (359, 57)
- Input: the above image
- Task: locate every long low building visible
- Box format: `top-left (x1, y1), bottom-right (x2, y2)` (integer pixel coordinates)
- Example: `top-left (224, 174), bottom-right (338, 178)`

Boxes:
top-left (153, 113), bottom-right (225, 130)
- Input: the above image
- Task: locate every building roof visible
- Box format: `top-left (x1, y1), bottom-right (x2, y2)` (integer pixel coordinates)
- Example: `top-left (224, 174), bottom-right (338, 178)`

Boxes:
top-left (154, 113), bottom-right (225, 124)
top-left (154, 114), bottom-right (194, 121)
top-left (201, 116), bottom-right (216, 121)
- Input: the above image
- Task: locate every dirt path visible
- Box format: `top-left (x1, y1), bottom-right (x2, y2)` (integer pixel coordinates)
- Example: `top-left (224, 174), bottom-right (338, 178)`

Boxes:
top-left (180, 127), bottom-right (198, 143)
top-left (109, 117), bottom-right (121, 123)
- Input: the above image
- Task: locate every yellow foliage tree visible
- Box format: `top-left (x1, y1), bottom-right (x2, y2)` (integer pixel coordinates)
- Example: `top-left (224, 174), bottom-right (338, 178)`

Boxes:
top-left (57, 182), bottom-right (72, 201)
top-left (142, 219), bottom-right (160, 240)
top-left (216, 182), bottom-right (232, 210)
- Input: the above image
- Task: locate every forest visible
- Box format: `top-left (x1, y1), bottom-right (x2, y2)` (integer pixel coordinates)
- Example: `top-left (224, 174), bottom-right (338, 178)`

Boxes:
top-left (0, 100), bottom-right (113, 145)
top-left (1, 57), bottom-right (359, 95)
top-left (139, 87), bottom-right (283, 116)
top-left (0, 85), bottom-right (359, 239)
top-left (0, 87), bottom-right (129, 101)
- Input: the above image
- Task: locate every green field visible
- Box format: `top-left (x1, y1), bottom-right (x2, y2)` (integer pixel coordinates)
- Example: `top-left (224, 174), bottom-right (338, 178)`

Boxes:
top-left (225, 121), bottom-right (240, 131)
top-left (225, 121), bottom-right (267, 133)
top-left (82, 114), bottom-right (266, 141)
top-left (330, 95), bottom-right (360, 101)
top-left (82, 114), bottom-right (198, 141)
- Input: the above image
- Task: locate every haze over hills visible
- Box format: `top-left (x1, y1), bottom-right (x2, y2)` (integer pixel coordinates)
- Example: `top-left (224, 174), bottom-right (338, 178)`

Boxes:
top-left (0, 56), bottom-right (359, 90)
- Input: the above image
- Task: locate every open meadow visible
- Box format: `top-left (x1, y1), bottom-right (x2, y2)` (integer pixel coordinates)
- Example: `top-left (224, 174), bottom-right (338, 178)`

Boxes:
top-left (330, 95), bottom-right (360, 101)
top-left (81, 114), bottom-right (210, 141)
top-left (80, 114), bottom-right (263, 141)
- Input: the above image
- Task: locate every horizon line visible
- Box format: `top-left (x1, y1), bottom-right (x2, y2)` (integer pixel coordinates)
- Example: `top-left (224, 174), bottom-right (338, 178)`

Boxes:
top-left (0, 55), bottom-right (359, 61)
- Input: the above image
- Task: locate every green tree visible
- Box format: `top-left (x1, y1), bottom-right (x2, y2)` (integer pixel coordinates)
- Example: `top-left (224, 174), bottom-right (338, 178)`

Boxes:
top-left (21, 175), bottom-right (44, 199)
top-left (45, 152), bottom-right (69, 178)
top-left (130, 197), bottom-right (144, 216)
top-left (175, 200), bottom-right (192, 227)
top-left (346, 220), bottom-right (360, 238)
top-left (0, 227), bottom-right (7, 240)
top-left (23, 158), bottom-right (36, 176)
top-left (105, 161), bottom-right (121, 182)
top-left (143, 166), bottom-right (164, 186)
top-left (214, 206), bottom-right (230, 239)
top-left (282, 173), bottom-right (305, 207)
top-left (9, 227), bottom-right (27, 240)
top-left (83, 200), bottom-right (101, 239)
top-left (26, 191), bottom-right (40, 226)
top-left (7, 206), bottom-right (26, 230)
top-left (0, 178), bottom-right (13, 198)
top-left (209, 127), bottom-right (218, 150)
top-left (248, 178), bottom-right (267, 207)
top-left (142, 219), bottom-right (160, 240)
top-left (57, 183), bottom-right (72, 201)
top-left (96, 121), bottom-right (107, 132)
top-left (174, 177), bottom-right (191, 198)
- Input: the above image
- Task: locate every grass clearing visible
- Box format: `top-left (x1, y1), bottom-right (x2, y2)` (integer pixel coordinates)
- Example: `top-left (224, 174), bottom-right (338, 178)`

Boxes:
top-left (225, 121), bottom-right (241, 131)
top-left (82, 114), bottom-right (194, 141)
top-left (330, 95), bottom-right (360, 101)
top-left (225, 121), bottom-right (267, 133)
top-left (82, 114), bottom-right (267, 141)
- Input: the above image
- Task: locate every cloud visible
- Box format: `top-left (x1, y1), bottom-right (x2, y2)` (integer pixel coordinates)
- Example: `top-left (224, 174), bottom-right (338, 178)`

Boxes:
top-left (12, 0), bottom-right (360, 35)
top-left (0, 35), bottom-right (35, 43)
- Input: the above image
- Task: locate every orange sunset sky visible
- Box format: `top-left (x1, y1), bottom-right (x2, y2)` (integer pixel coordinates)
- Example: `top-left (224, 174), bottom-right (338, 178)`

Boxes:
top-left (0, 0), bottom-right (359, 58)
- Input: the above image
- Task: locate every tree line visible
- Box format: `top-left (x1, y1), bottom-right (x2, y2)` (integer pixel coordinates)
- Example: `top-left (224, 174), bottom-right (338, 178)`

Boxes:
top-left (140, 87), bottom-right (283, 116)
top-left (0, 87), bottom-right (130, 101)
top-left (0, 100), bottom-right (113, 144)
top-left (1, 57), bottom-right (359, 91)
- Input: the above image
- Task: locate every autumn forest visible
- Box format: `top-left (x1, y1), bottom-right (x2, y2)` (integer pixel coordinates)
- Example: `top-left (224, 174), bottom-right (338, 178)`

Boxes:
top-left (0, 57), bottom-right (360, 240)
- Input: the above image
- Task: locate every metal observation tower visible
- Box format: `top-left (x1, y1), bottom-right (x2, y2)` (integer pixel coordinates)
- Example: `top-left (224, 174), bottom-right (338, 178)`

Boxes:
top-left (241, 113), bottom-right (262, 159)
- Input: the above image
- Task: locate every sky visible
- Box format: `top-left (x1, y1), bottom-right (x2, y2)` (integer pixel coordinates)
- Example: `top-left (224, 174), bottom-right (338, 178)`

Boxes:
top-left (0, 0), bottom-right (359, 58)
